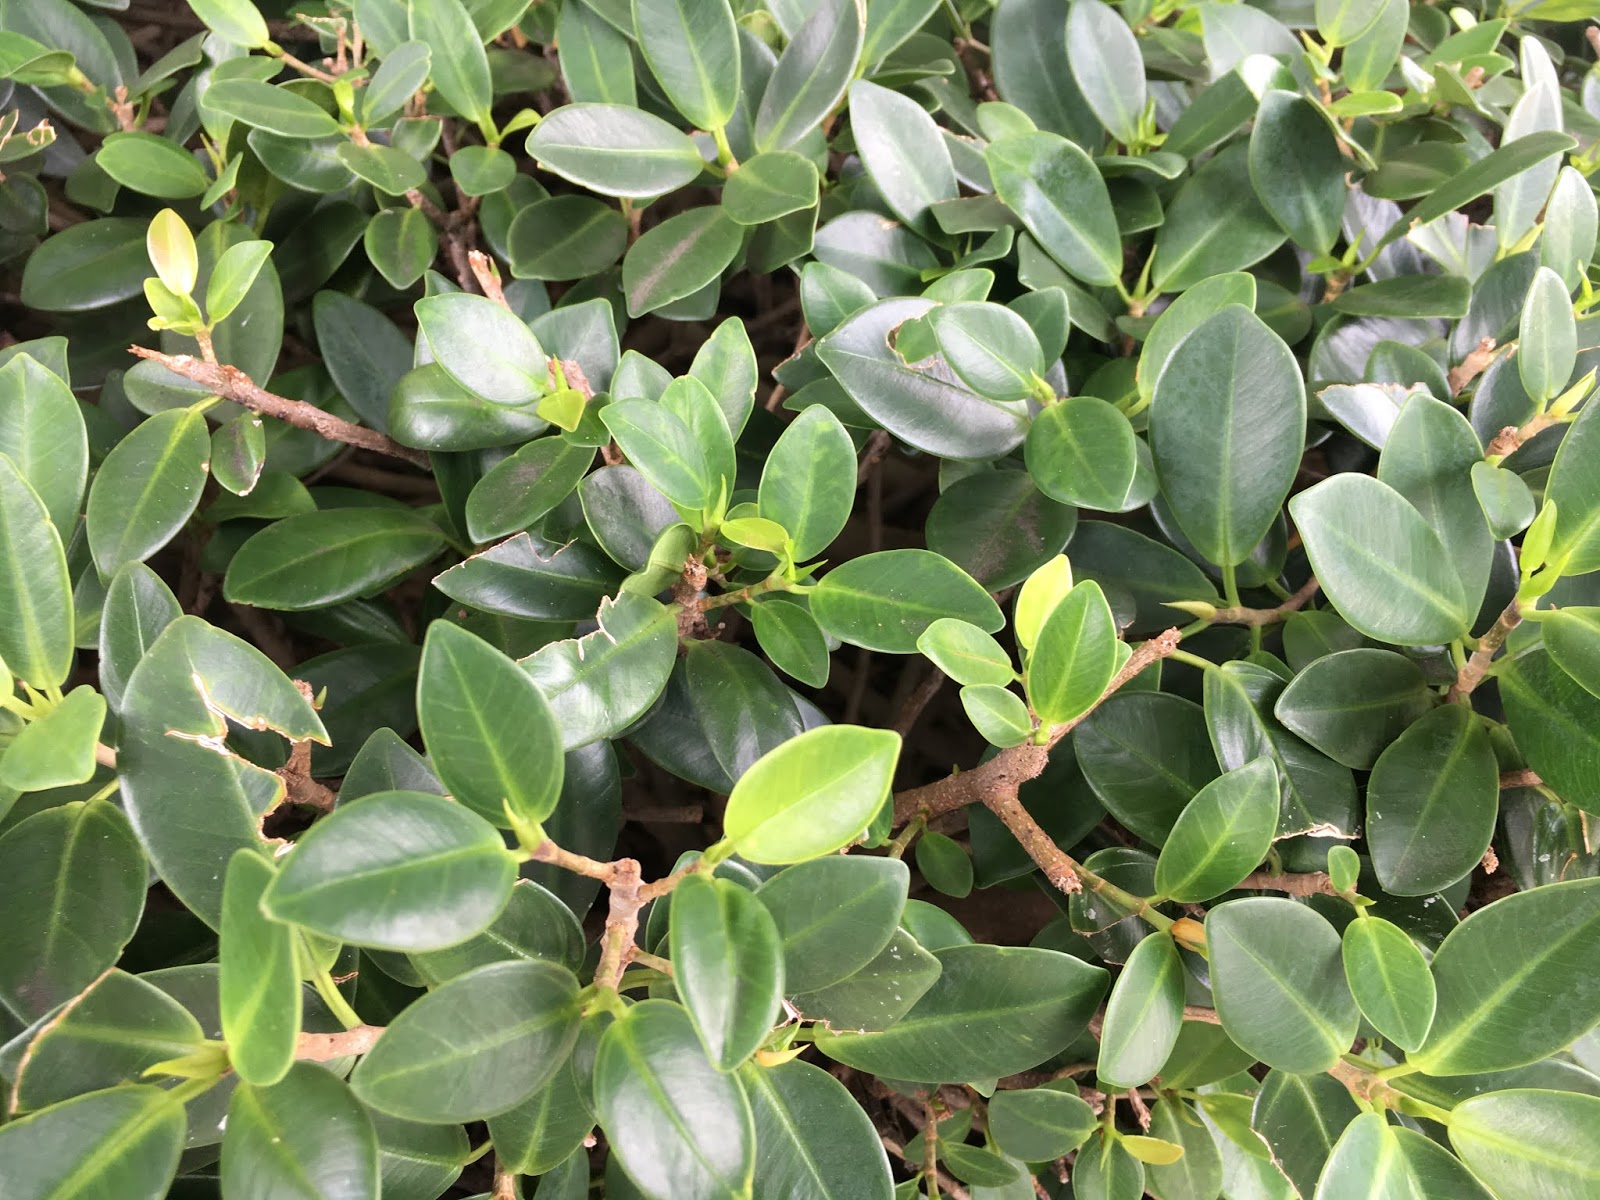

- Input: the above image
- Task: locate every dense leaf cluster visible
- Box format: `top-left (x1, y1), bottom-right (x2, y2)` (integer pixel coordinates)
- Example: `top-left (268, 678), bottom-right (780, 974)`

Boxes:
top-left (0, 0), bottom-right (1599, 1198)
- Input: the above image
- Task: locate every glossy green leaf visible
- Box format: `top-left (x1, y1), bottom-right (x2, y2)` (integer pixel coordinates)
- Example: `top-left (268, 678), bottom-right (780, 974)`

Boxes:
top-left (755, 855), bottom-right (909, 991)
top-left (263, 790), bottom-right (516, 951)
top-left (409, 877), bottom-right (585, 984)
top-left (595, 1000), bottom-right (755, 1199)
top-left (527, 104), bottom-right (706, 199)
top-left (418, 620), bottom-right (564, 825)
top-left (1274, 649), bottom-right (1433, 770)
top-left (1066, 0), bottom-right (1145, 144)
top-left (204, 80), bottom-right (342, 139)
top-left (361, 41), bottom-right (431, 124)
top-left (1543, 608), bottom-right (1600, 700)
top-left (416, 292), bottom-right (549, 407)
top-left (1501, 647), bottom-right (1600, 814)
top-left (750, 596), bottom-right (829, 687)
top-left (0, 459), bottom-right (73, 690)
top-left (928, 302), bottom-right (1045, 402)
top-left (849, 79), bottom-right (956, 237)
top-left (815, 944), bottom-right (1107, 1082)
top-left (0, 685), bottom-right (103, 792)
top-left (432, 531), bottom-right (623, 621)
top-left (1289, 474), bottom-right (1471, 645)
top-left (688, 316), bottom-right (758, 437)
top-left (1252, 1069), bottom-right (1358, 1199)
top-left (219, 850), bottom-right (300, 1086)
top-left (1150, 305), bottom-right (1304, 568)
top-left (354, 960), bottom-right (581, 1121)
top-left (86, 408), bottom-right (209, 581)
top-left (1412, 878), bottom-right (1600, 1076)
top-left (722, 151), bottom-right (819, 225)
top-left (1097, 931), bottom-right (1184, 1090)
top-left (1153, 757), bottom-right (1278, 903)
top-left (623, 205), bottom-right (742, 317)
top-left (464, 437), bottom-right (593, 543)
top-left (755, 0), bottom-right (864, 152)
top-left (0, 800), bottom-right (145, 1023)
top-left (986, 131), bottom-right (1121, 287)
top-left (813, 549), bottom-right (1003, 653)
top-left (917, 617), bottom-right (1014, 687)
top-left (987, 1083), bottom-right (1098, 1161)
top-left (1366, 703), bottom-right (1497, 896)
top-left (1341, 916), bottom-right (1435, 1052)
top-left (1520, 266), bottom-right (1577, 405)
top-left (927, 469), bottom-right (1077, 592)
top-left (0, 1086), bottom-right (184, 1200)
top-left (223, 1062), bottom-right (379, 1200)
top-left (600, 398), bottom-right (714, 512)
top-left (1027, 580), bottom-right (1117, 726)
top-left (1026, 395), bottom-right (1139, 512)
top-left (365, 207), bottom-right (437, 289)
top-left (486, 1055), bottom-right (592, 1177)
top-left (408, 0), bottom-right (492, 123)
top-left (743, 1058), bottom-right (894, 1200)
top-left (723, 724), bottom-right (900, 863)
top-left (20, 218), bottom-right (150, 313)
top-left (224, 507), bottom-right (445, 611)
top-left (1152, 145), bottom-right (1286, 291)
top-left (1208, 897), bottom-right (1357, 1074)
top-left (0, 354), bottom-right (87, 539)
top-left (670, 873), bottom-right (784, 1070)
top-left (1546, 376), bottom-right (1600, 576)
top-left (1471, 462), bottom-right (1536, 540)
top-left (1076, 691), bottom-right (1220, 844)
top-left (97, 131), bottom-right (210, 199)
top-left (1449, 1090), bottom-right (1600, 1200)
top-left (1248, 91), bottom-right (1345, 254)
top-left (633, 0), bottom-right (739, 130)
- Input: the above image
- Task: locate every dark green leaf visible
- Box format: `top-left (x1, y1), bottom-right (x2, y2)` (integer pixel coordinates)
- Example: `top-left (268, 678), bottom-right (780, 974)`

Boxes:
top-left (416, 292), bottom-right (549, 406)
top-left (1273, 649), bottom-right (1433, 770)
top-left (986, 131), bottom-right (1122, 287)
top-left (1066, 0), bottom-right (1145, 144)
top-left (409, 0), bottom-right (492, 123)
top-left (86, 408), bottom-right (210, 581)
top-left (224, 507), bottom-right (445, 611)
top-left (97, 131), bottom-right (210, 199)
top-left (219, 850), bottom-right (300, 1086)
top-left (743, 1059), bottom-right (894, 1200)
top-left (0, 354), bottom-right (87, 538)
top-left (755, 0), bottom-right (864, 152)
top-left (670, 873), bottom-right (784, 1070)
top-left (1342, 915), bottom-right (1435, 1052)
top-left (633, 0), bottom-right (740, 131)
top-left (20, 218), bottom-right (150, 313)
top-left (1096, 931), bottom-right (1184, 1090)
top-left (623, 205), bottom-right (742, 317)
top-left (723, 151), bottom-right (819, 225)
top-left (1026, 396), bottom-right (1140, 512)
top-left (1153, 757), bottom-right (1278, 903)
top-left (849, 79), bottom-right (956, 237)
top-left (527, 104), bottom-right (706, 199)
top-left (987, 1083), bottom-right (1098, 1161)
top-left (0, 1086), bottom-right (184, 1200)
top-left (222, 1062), bottom-right (379, 1200)
top-left (1248, 91), bottom-right (1345, 254)
top-left (409, 878), bottom-right (585, 984)
top-left (203, 79), bottom-right (342, 139)
top-left (432, 531), bottom-right (623, 621)
top-left (755, 855), bottom-right (909, 992)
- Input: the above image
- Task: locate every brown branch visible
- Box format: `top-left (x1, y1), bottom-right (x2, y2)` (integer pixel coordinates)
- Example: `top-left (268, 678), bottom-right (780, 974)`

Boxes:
top-left (1486, 412), bottom-right (1556, 461)
top-left (856, 430), bottom-right (893, 484)
top-left (468, 249), bottom-right (507, 307)
top-left (126, 347), bottom-right (429, 468)
top-left (1210, 577), bottom-right (1321, 627)
top-left (1448, 599), bottom-right (1521, 702)
top-left (295, 1025), bottom-right (384, 1060)
top-left (892, 666), bottom-right (946, 739)
top-left (892, 629), bottom-right (1181, 827)
top-left (1236, 870), bottom-right (1337, 896)
top-left (1182, 1005), bottom-right (1222, 1025)
top-left (95, 742), bottom-right (117, 769)
top-left (492, 1158), bottom-right (519, 1200)
top-left (1500, 768), bottom-right (1544, 789)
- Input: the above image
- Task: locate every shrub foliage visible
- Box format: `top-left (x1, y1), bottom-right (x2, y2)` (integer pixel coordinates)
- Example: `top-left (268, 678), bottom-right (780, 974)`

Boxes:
top-left (0, 0), bottom-right (1599, 1197)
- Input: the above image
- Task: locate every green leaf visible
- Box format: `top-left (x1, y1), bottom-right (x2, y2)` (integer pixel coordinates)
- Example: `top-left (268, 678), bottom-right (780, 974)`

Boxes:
top-left (958, 682), bottom-right (1032, 747)
top-left (1066, 0), bottom-right (1145, 144)
top-left (0, 461), bottom-right (69, 689)
top-left (1027, 580), bottom-right (1118, 726)
top-left (1, 970), bottom-right (204, 1113)
top-left (1074, 1135), bottom-right (1144, 1200)
top-left (1520, 265), bottom-right (1576, 405)
top-left (219, 850), bottom-right (300, 1087)
top-left (509, 195), bottom-right (629, 281)
top-left (916, 830), bottom-right (975, 897)
top-left (86, 408), bottom-right (210, 581)
top-left (1251, 1070), bottom-right (1359, 1200)
top-left (1546, 376), bottom-right (1600, 575)
top-left (310, 294), bottom-right (405, 424)
top-left (1412, 878), bottom-right (1600, 1076)
top-left (1026, 396), bottom-right (1140, 512)
top-left (1366, 703), bottom-right (1497, 895)
top-left (1096, 931), bottom-right (1185, 1090)
top-left (0, 800), bottom-right (146, 1022)
top-left (1449, 1090), bottom-right (1600, 1200)
top-left (670, 873), bottom-right (784, 1070)
top-left (917, 617), bottom-right (1014, 687)
top-left (0, 685), bottom-right (103, 792)
top-left (633, 0), bottom-right (740, 131)
top-left (409, 878), bottom-right (585, 984)
top-left (623, 205), bottom-right (742, 317)
top-left (97, 131), bottom-right (211, 199)
top-left (0, 1086), bottom-right (184, 1200)
top-left (0, 354), bottom-right (88, 539)
top-left (743, 1059), bottom-right (895, 1200)
top-left (1341, 916), bottom-right (1435, 1052)
top-left (464, 436), bottom-right (593, 543)
top-left (755, 0), bottom-right (864, 152)
top-left (371, 1112), bottom-right (469, 1200)
top-left (415, 292), bottom-right (549, 406)
top-left (1248, 91), bottom-right (1346, 254)
top-left (361, 41), bottom-right (432, 125)
top-left (1153, 757), bottom-right (1278, 903)
top-left (750, 597), bottom-right (830, 687)
top-left (599, 397), bottom-right (714, 513)
top-left (418, 621), bottom-right (564, 825)
top-left (596, 1000), bottom-right (754, 1198)
top-left (209, 413), bottom-right (265, 497)
top-left (1470, 462), bottom-right (1536, 540)
top-left (409, 0), bottom-right (492, 124)
top-left (337, 141), bottom-right (426, 195)
top-left (688, 316), bottom-right (758, 437)
top-left (849, 79), bottom-right (957, 238)
top-left (1151, 145), bottom-right (1286, 292)
top-left (365, 207), bottom-right (437, 289)
top-left (987, 1083), bottom-right (1098, 1161)
top-left (223, 1062), bottom-right (379, 1200)
top-left (1208, 897), bottom-right (1357, 1074)
top-left (722, 151), bottom-right (819, 225)
top-left (262, 790), bottom-right (516, 951)
top-left (203, 79), bottom-right (342, 139)
top-left (1273, 648), bottom-right (1433, 770)
top-left (812, 548), bottom-right (1003, 653)
top-left (526, 104), bottom-right (706, 199)
top-left (1333, 273), bottom-right (1471, 319)
top-left (450, 145), bottom-right (515, 197)
top-left (757, 405), bottom-right (854, 561)
top-left (187, 0), bottom-right (271, 47)
top-left (817, 298), bottom-right (1029, 460)
top-left (1150, 305), bottom-right (1304, 568)
top-left (1315, 0), bottom-right (1383, 43)
top-left (1289, 474), bottom-right (1471, 646)
top-left (353, 960), bottom-right (581, 1121)
top-left (1076, 692), bottom-right (1220, 845)
top-left (1543, 608), bottom-right (1600, 700)
top-left (815, 945), bottom-right (1107, 1083)
top-left (1146, 1098), bottom-right (1224, 1200)
top-left (432, 531), bottom-right (623, 621)
top-left (20, 218), bottom-right (151, 313)
top-left (486, 1056), bottom-right (591, 1177)
top-left (723, 724), bottom-right (900, 863)
top-left (223, 508), bottom-right (445, 611)
top-left (755, 855), bottom-right (909, 991)
top-left (1374, 131), bottom-right (1576, 251)
top-left (1498, 648), bottom-right (1600, 815)
top-left (927, 302), bottom-right (1045, 402)
top-left (986, 131), bottom-right (1122, 288)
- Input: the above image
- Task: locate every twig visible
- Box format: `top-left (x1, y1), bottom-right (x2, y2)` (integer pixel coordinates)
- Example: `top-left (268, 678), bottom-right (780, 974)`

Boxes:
top-left (1448, 599), bottom-right (1520, 702)
top-left (856, 430), bottom-right (893, 485)
top-left (95, 742), bottom-right (117, 769)
top-left (892, 666), bottom-right (947, 739)
top-left (1236, 870), bottom-right (1337, 896)
top-left (295, 1025), bottom-right (384, 1060)
top-left (492, 1158), bottom-right (520, 1200)
top-left (468, 249), bottom-right (508, 307)
top-left (1500, 768), bottom-right (1544, 789)
top-left (127, 347), bottom-right (429, 468)
top-left (1207, 577), bottom-right (1321, 627)
top-left (1182, 1005), bottom-right (1222, 1025)
top-left (1448, 337), bottom-right (1499, 395)
top-left (1485, 412), bottom-right (1557, 461)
